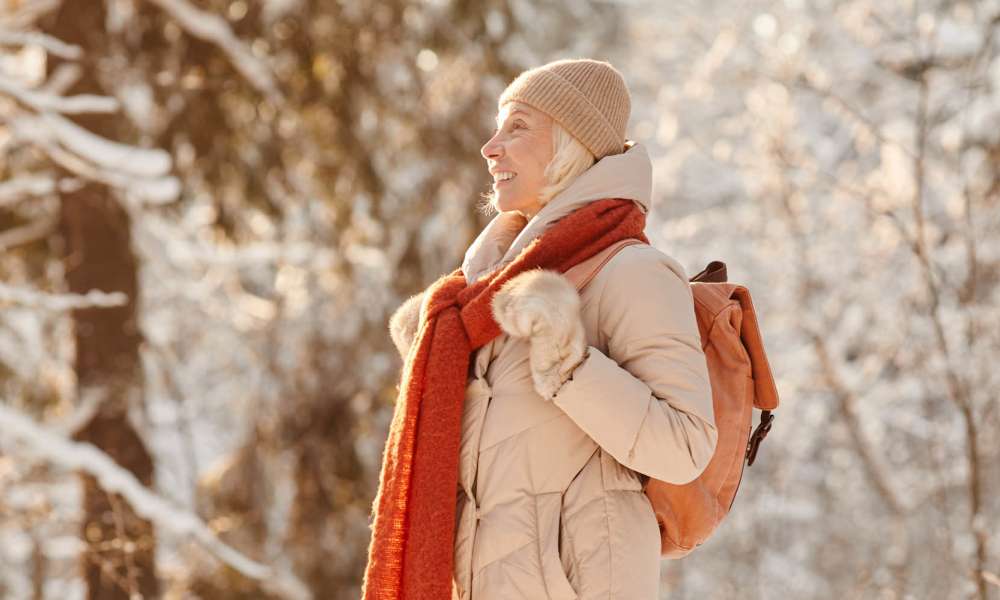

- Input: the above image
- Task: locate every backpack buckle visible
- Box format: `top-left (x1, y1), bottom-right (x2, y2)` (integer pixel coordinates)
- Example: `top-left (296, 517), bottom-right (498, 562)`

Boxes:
top-left (746, 410), bottom-right (774, 466)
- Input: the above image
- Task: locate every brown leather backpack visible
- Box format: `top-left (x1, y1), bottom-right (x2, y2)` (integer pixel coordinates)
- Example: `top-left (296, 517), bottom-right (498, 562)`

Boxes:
top-left (563, 238), bottom-right (779, 558)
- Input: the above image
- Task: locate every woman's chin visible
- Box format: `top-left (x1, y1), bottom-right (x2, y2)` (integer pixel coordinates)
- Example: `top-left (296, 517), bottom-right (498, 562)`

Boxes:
top-left (495, 195), bottom-right (537, 216)
top-left (494, 197), bottom-right (520, 214)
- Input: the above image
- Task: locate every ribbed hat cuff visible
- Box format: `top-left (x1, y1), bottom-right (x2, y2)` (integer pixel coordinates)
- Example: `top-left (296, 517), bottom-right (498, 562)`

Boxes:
top-left (498, 69), bottom-right (624, 159)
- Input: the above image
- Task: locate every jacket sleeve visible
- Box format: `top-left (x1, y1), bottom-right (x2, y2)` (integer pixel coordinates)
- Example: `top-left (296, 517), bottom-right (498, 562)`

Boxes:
top-left (551, 247), bottom-right (718, 484)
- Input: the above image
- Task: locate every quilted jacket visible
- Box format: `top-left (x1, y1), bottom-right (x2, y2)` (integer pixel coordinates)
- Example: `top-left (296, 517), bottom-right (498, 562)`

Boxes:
top-left (393, 141), bottom-right (717, 599)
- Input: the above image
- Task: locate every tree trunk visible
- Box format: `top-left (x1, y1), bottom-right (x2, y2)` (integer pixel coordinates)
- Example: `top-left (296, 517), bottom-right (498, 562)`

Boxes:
top-left (59, 183), bottom-right (159, 600)
top-left (43, 0), bottom-right (160, 597)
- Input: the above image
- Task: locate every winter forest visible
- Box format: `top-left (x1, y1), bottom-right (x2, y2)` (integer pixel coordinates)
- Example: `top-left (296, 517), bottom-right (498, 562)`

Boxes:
top-left (0, 0), bottom-right (997, 598)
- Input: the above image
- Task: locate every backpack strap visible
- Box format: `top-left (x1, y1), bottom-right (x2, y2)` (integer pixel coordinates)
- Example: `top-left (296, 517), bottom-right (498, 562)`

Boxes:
top-left (562, 238), bottom-right (646, 291)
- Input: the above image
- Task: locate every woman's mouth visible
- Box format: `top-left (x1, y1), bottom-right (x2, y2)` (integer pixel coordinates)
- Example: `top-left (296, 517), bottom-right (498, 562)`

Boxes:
top-left (494, 173), bottom-right (517, 188)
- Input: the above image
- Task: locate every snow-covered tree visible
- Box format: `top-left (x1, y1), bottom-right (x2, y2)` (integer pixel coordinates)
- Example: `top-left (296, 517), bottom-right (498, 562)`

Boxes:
top-left (1, 0), bottom-right (623, 597)
top-left (617, 1), bottom-right (999, 598)
top-left (5, 0), bottom-right (995, 598)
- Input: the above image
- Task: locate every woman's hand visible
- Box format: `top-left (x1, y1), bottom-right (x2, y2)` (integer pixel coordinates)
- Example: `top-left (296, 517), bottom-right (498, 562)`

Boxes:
top-left (490, 269), bottom-right (588, 401)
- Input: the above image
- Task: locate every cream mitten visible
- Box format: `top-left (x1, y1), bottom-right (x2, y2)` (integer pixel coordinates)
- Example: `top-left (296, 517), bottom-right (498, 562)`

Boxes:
top-left (388, 292), bottom-right (425, 359)
top-left (490, 269), bottom-right (587, 400)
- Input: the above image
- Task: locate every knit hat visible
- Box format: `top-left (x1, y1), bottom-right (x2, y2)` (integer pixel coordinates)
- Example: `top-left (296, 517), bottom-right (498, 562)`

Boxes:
top-left (498, 58), bottom-right (631, 160)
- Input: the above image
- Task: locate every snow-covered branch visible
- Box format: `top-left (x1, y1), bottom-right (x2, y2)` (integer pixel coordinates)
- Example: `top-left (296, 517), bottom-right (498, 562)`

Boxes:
top-left (0, 215), bottom-right (55, 251)
top-left (0, 174), bottom-right (59, 208)
top-left (0, 29), bottom-right (82, 59)
top-left (7, 113), bottom-right (180, 205)
top-left (0, 403), bottom-right (311, 600)
top-left (167, 238), bottom-right (338, 269)
top-left (0, 1), bottom-right (63, 35)
top-left (39, 111), bottom-right (171, 178)
top-left (0, 283), bottom-right (129, 310)
top-left (137, 213), bottom-right (339, 269)
top-left (0, 72), bottom-right (119, 114)
top-left (146, 0), bottom-right (282, 102)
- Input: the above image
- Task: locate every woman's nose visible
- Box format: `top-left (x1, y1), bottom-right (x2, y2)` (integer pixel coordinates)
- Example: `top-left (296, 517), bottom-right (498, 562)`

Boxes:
top-left (481, 132), bottom-right (503, 160)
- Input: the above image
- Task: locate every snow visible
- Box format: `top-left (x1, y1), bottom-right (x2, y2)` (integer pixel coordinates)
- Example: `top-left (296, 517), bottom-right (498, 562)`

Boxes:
top-left (0, 403), bottom-right (312, 600)
top-left (1, 0), bottom-right (996, 597)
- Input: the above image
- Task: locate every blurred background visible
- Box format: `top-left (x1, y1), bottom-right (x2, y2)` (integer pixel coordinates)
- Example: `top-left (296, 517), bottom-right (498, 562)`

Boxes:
top-left (0, 0), bottom-right (998, 598)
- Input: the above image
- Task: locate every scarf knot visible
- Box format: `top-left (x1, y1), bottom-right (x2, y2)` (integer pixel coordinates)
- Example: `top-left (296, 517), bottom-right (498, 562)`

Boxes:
top-left (421, 270), bottom-right (503, 352)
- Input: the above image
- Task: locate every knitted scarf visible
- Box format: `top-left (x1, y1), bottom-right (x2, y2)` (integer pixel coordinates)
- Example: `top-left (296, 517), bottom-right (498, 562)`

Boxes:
top-left (361, 197), bottom-right (649, 599)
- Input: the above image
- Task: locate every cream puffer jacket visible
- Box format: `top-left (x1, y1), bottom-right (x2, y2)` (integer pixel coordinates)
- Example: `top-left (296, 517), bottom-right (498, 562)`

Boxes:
top-left (388, 141), bottom-right (717, 600)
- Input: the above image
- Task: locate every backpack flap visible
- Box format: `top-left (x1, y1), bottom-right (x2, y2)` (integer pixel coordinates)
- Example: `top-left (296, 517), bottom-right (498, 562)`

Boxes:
top-left (730, 286), bottom-right (779, 411)
top-left (729, 285), bottom-right (778, 466)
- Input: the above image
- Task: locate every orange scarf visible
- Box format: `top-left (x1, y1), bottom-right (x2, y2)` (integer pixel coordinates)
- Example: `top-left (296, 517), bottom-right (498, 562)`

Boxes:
top-left (362, 198), bottom-right (649, 599)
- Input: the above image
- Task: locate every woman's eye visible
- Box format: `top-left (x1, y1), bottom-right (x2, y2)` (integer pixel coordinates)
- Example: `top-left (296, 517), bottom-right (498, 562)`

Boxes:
top-left (492, 121), bottom-right (524, 135)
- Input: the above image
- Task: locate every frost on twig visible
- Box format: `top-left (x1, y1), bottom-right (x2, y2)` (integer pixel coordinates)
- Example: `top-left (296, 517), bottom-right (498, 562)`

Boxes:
top-left (0, 283), bottom-right (129, 310)
top-left (0, 403), bottom-right (312, 600)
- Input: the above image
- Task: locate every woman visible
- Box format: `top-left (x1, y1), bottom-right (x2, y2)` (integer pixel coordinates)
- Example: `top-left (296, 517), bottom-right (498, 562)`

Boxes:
top-left (364, 58), bottom-right (717, 600)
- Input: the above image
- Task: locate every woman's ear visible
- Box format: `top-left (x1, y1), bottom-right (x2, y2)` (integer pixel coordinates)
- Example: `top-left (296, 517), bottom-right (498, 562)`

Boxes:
top-left (388, 292), bottom-right (424, 359)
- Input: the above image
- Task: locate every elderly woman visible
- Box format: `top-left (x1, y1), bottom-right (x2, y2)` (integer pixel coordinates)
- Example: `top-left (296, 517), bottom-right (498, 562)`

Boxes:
top-left (363, 59), bottom-right (717, 600)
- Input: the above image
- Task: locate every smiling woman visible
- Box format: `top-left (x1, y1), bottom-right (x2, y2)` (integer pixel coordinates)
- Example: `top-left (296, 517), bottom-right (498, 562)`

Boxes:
top-left (365, 58), bottom-right (716, 600)
top-left (481, 102), bottom-right (596, 219)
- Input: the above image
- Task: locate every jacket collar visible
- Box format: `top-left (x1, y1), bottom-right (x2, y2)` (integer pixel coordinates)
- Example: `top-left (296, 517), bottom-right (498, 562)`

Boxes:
top-left (462, 139), bottom-right (652, 284)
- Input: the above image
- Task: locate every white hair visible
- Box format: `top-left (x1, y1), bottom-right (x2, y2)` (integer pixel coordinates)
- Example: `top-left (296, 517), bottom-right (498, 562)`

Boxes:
top-left (536, 120), bottom-right (596, 207)
top-left (478, 120), bottom-right (595, 216)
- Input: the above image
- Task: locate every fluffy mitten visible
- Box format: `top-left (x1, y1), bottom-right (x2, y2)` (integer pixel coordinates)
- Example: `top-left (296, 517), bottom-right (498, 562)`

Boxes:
top-left (388, 292), bottom-right (425, 359)
top-left (490, 269), bottom-right (587, 400)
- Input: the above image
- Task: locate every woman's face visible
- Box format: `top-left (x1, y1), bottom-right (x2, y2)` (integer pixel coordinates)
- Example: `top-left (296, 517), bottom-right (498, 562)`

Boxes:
top-left (480, 102), bottom-right (554, 220)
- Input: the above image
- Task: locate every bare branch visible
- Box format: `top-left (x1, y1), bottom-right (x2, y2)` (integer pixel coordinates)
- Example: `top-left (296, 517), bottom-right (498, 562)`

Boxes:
top-left (764, 139), bottom-right (911, 516)
top-left (809, 331), bottom-right (908, 515)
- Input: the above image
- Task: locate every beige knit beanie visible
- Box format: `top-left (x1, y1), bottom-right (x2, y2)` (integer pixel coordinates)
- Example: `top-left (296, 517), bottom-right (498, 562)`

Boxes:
top-left (497, 58), bottom-right (631, 160)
